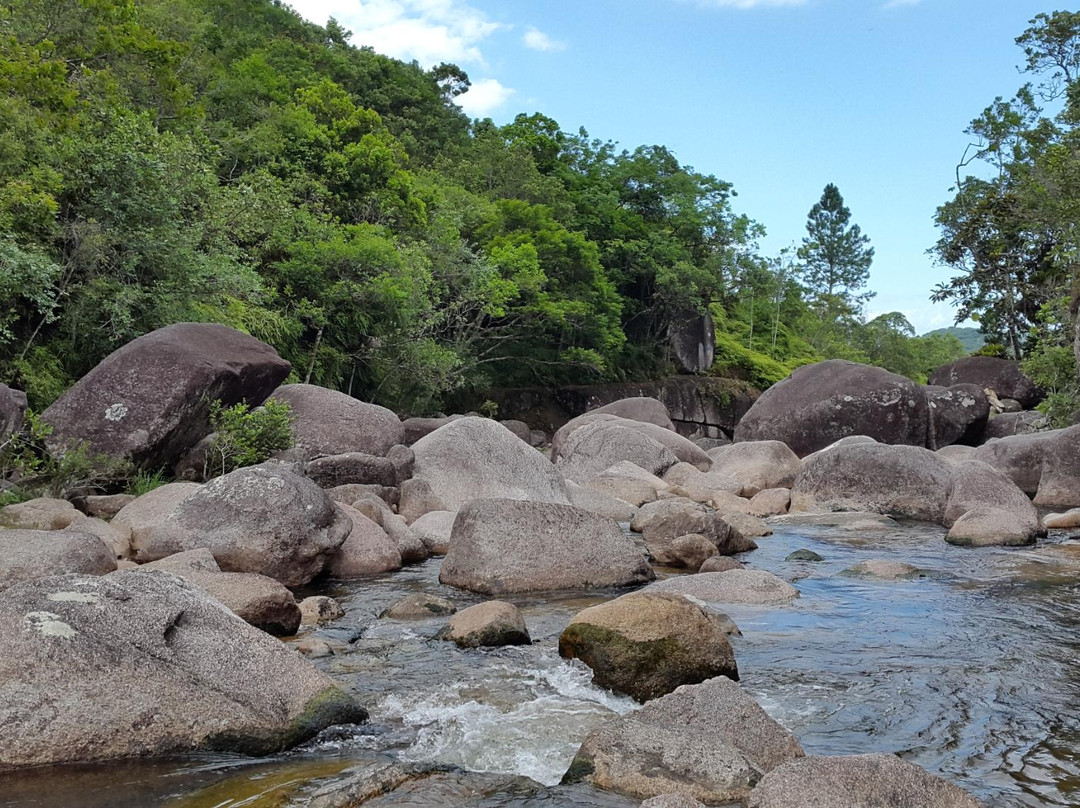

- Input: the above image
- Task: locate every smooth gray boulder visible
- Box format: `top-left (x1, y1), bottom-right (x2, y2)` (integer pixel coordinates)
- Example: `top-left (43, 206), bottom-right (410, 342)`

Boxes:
top-left (983, 410), bottom-right (1051, 440)
top-left (592, 397), bottom-right (676, 430)
top-left (42, 323), bottom-right (290, 469)
top-left (0, 529), bottom-right (116, 592)
top-left (112, 482), bottom-right (202, 550)
top-left (791, 443), bottom-right (952, 523)
top-left (130, 464), bottom-right (350, 587)
top-left (566, 480), bottom-right (638, 522)
top-left (0, 571), bottom-right (364, 769)
top-left (269, 384), bottom-right (402, 458)
top-left (437, 601), bottom-right (530, 648)
top-left (557, 419), bottom-right (680, 484)
top-left (325, 503), bottom-right (402, 577)
top-left (648, 570), bottom-right (799, 605)
top-left (747, 754), bottom-right (982, 808)
top-left (65, 514), bottom-right (131, 561)
top-left (930, 355), bottom-right (1042, 409)
top-left (381, 593), bottom-right (457, 619)
top-left (944, 460), bottom-right (1040, 542)
top-left (583, 461), bottom-right (670, 506)
top-left (412, 417), bottom-right (568, 512)
top-left (440, 499), bottom-right (654, 594)
top-left (0, 497), bottom-right (79, 530)
top-left (973, 425), bottom-right (1080, 507)
top-left (946, 508), bottom-right (1038, 548)
top-left (734, 360), bottom-right (929, 457)
top-left (555, 413), bottom-right (708, 470)
top-left (409, 510), bottom-right (456, 555)
top-left (141, 549), bottom-right (301, 636)
top-left (632, 499), bottom-right (755, 559)
top-left (559, 591), bottom-right (738, 702)
top-left (708, 440), bottom-right (802, 496)
top-left (564, 676), bottom-right (804, 803)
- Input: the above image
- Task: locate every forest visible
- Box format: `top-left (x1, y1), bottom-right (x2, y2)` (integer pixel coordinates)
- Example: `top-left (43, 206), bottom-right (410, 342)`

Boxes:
top-left (0, 1), bottom-right (1077, 420)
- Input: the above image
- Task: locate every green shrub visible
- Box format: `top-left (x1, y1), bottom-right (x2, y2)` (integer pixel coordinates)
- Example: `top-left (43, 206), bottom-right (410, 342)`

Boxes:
top-left (1023, 345), bottom-right (1079, 428)
top-left (203, 399), bottom-right (294, 478)
top-left (710, 331), bottom-right (796, 389)
top-left (128, 469), bottom-right (168, 497)
top-left (973, 342), bottom-right (1008, 358)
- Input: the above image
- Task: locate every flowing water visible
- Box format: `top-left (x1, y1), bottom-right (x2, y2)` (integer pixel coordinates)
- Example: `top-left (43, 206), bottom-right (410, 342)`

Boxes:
top-left (5, 521), bottom-right (1080, 807)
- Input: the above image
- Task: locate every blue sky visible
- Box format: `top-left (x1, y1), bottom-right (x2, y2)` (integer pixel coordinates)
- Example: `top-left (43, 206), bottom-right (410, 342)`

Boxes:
top-left (286, 0), bottom-right (1055, 333)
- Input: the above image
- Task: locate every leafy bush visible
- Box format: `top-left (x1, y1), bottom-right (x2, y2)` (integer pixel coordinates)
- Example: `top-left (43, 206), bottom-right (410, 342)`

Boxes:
top-left (710, 331), bottom-right (796, 389)
top-left (1023, 345), bottom-right (1079, 428)
top-left (973, 342), bottom-right (1008, 358)
top-left (203, 399), bottom-right (294, 478)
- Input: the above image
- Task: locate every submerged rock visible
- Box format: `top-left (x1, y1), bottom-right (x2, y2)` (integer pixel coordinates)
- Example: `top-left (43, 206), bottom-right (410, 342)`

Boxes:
top-left (786, 549), bottom-right (824, 562)
top-left (843, 560), bottom-right (921, 580)
top-left (559, 591), bottom-right (738, 702)
top-left (747, 753), bottom-right (983, 808)
top-left (381, 592), bottom-right (457, 619)
top-left (299, 596), bottom-right (344, 626)
top-left (437, 600), bottom-right (530, 648)
top-left (440, 499), bottom-right (654, 594)
top-left (564, 676), bottom-right (803, 803)
top-left (0, 571), bottom-right (365, 770)
top-left (648, 570), bottom-right (799, 605)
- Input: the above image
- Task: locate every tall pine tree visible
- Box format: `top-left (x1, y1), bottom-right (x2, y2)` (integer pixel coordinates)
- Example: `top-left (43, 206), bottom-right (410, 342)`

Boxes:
top-left (797, 184), bottom-right (875, 317)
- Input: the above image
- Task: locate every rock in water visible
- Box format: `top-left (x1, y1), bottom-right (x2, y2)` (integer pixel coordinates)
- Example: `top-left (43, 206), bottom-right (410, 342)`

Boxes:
top-left (564, 676), bottom-right (803, 803)
top-left (42, 323), bottom-right (290, 469)
top-left (973, 425), bottom-right (1080, 508)
top-left (929, 355), bottom-right (1042, 409)
top-left (944, 460), bottom-right (1040, 544)
top-left (791, 443), bottom-right (952, 523)
top-left (0, 571), bottom-right (365, 770)
top-left (559, 591), bottom-right (738, 702)
top-left (411, 417), bottom-right (569, 512)
top-left (268, 384), bottom-right (403, 458)
top-left (734, 360), bottom-right (929, 457)
top-left (437, 600), bottom-right (530, 647)
top-left (440, 499), bottom-right (654, 594)
top-left (132, 463), bottom-right (351, 586)
top-left (648, 570), bottom-right (799, 605)
top-left (747, 754), bottom-right (983, 808)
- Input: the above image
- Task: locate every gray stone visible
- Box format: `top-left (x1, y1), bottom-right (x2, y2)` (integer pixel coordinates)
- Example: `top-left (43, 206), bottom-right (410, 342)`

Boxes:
top-left (440, 499), bottom-right (654, 594)
top-left (566, 480), bottom-right (638, 521)
top-left (557, 418), bottom-right (681, 484)
top-left (112, 483), bottom-right (202, 550)
top-left (498, 419), bottom-right (532, 443)
top-left (42, 323), bottom-right (290, 469)
top-left (269, 384), bottom-right (403, 458)
top-left (944, 460), bottom-right (1040, 541)
top-left (1045, 509), bottom-right (1080, 529)
top-left (381, 592), bottom-right (457, 619)
top-left (83, 493), bottom-right (135, 519)
top-left (409, 510), bottom-right (456, 555)
top-left (299, 596), bottom-right (344, 625)
top-left (397, 478), bottom-right (446, 524)
top-left (142, 549), bottom-right (301, 636)
top-left (735, 360), bottom-right (930, 457)
top-left (747, 754), bottom-right (982, 808)
top-left (708, 441), bottom-right (802, 496)
top-left (843, 560), bottom-right (921, 580)
top-left (305, 452), bottom-right (398, 488)
top-left (642, 796), bottom-right (707, 808)
top-left (130, 465), bottom-right (350, 586)
top-left (412, 417), bottom-right (568, 512)
top-left (65, 514), bottom-right (131, 560)
top-left (564, 676), bottom-right (804, 803)
top-left (946, 507), bottom-right (1037, 548)
top-left (648, 570), bottom-right (799, 605)
top-left (583, 461), bottom-right (669, 507)
top-left (929, 355), bottom-right (1042, 409)
top-left (786, 549), bottom-right (824, 562)
top-left (669, 310), bottom-right (716, 374)
top-left (925, 384), bottom-right (990, 449)
top-left (0, 497), bottom-right (79, 530)
top-left (0, 383), bottom-right (26, 441)
top-left (791, 443), bottom-right (952, 523)
top-left (400, 415), bottom-right (464, 445)
top-left (326, 483), bottom-right (398, 509)
top-left (699, 556), bottom-right (744, 573)
top-left (0, 529), bottom-right (117, 591)
top-left (592, 397), bottom-right (676, 430)
top-left (632, 499), bottom-right (755, 559)
top-left (770, 511), bottom-right (900, 530)
top-left (437, 600), bottom-right (530, 647)
top-left (748, 488), bottom-right (791, 517)
top-left (983, 410), bottom-right (1051, 440)
top-left (347, 494), bottom-right (427, 563)
top-left (325, 503), bottom-right (402, 577)
top-left (559, 591), bottom-right (738, 702)
top-left (0, 571), bottom-right (364, 769)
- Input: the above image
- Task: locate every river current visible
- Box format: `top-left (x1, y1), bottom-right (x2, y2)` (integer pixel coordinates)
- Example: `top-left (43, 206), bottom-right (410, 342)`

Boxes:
top-left (4, 520), bottom-right (1080, 807)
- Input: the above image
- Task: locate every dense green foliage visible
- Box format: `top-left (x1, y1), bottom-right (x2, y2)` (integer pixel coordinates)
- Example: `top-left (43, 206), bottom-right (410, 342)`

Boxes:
top-left (205, 398), bottom-right (294, 477)
top-left (933, 10), bottom-right (1080, 420)
top-left (0, 0), bottom-right (968, 417)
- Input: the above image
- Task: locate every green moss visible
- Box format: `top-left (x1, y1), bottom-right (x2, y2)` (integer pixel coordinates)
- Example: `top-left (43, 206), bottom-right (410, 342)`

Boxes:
top-left (709, 331), bottom-right (797, 389)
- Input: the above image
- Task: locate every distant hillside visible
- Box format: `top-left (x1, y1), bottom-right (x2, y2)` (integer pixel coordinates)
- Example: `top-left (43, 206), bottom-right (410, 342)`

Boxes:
top-left (922, 327), bottom-right (985, 353)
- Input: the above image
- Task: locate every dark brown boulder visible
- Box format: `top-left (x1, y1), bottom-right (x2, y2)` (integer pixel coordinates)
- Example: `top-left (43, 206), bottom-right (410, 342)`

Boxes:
top-left (926, 384), bottom-right (990, 449)
top-left (929, 356), bottom-right (1042, 409)
top-left (269, 384), bottom-right (403, 458)
top-left (982, 410), bottom-right (1051, 440)
top-left (42, 324), bottom-right (290, 469)
top-left (734, 361), bottom-right (929, 457)
top-left (668, 310), bottom-right (716, 374)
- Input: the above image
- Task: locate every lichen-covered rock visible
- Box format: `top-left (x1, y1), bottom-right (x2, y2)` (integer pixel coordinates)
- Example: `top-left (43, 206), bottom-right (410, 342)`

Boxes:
top-left (734, 360), bottom-right (929, 457)
top-left (0, 497), bottom-right (79, 530)
top-left (325, 503), bottom-right (402, 577)
top-left (299, 596), bottom-right (344, 626)
top-left (0, 571), bottom-right (364, 769)
top-left (269, 384), bottom-right (403, 458)
top-left (305, 452), bottom-right (399, 488)
top-left (708, 441), bottom-right (802, 496)
top-left (563, 676), bottom-right (803, 803)
top-left (559, 591), bottom-right (738, 702)
top-left (983, 410), bottom-right (1051, 440)
top-left (440, 499), bottom-right (654, 594)
top-left (642, 796), bottom-right (707, 808)
top-left (791, 443), bottom-right (952, 523)
top-left (412, 417), bottom-right (569, 512)
top-left (648, 570), bottom-right (799, 605)
top-left (930, 355), bottom-right (1042, 409)
top-left (130, 465), bottom-right (350, 586)
top-left (142, 549), bottom-right (301, 636)
top-left (42, 323), bottom-right (290, 469)
top-left (437, 600), bottom-right (530, 648)
top-left (747, 754), bottom-right (983, 808)
top-left (0, 529), bottom-right (117, 591)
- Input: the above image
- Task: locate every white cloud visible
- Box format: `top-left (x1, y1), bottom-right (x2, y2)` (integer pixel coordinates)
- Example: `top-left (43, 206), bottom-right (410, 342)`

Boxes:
top-left (456, 77), bottom-right (515, 117)
top-left (286, 0), bottom-right (502, 67)
top-left (523, 27), bottom-right (565, 52)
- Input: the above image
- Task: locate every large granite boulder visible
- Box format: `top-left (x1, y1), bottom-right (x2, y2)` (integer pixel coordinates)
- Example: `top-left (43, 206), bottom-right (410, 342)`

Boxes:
top-left (946, 507), bottom-right (1038, 548)
top-left (747, 754), bottom-right (982, 808)
top-left (631, 498), bottom-right (755, 559)
top-left (0, 529), bottom-right (116, 591)
top-left (584, 461), bottom-right (671, 506)
top-left (130, 464), bottom-right (351, 587)
top-left (554, 414), bottom-right (708, 470)
top-left (708, 440), bottom-right (802, 496)
top-left (668, 310), bottom-right (716, 374)
top-left (648, 570), bottom-right (799, 605)
top-left (0, 497), bottom-right (79, 530)
top-left (734, 360), bottom-right (929, 457)
top-left (0, 383), bottom-right (26, 440)
top-left (269, 384), bottom-right (403, 458)
top-left (983, 410), bottom-right (1051, 440)
top-left (42, 323), bottom-right (290, 469)
top-left (929, 356), bottom-right (1042, 409)
top-left (944, 460), bottom-right (1040, 540)
top-left (591, 397), bottom-right (676, 430)
top-left (437, 600), bottom-right (531, 648)
top-left (791, 443), bottom-right (953, 523)
top-left (400, 415), bottom-right (463, 446)
top-left (557, 419), bottom-right (680, 484)
top-left (564, 676), bottom-right (803, 803)
top-left (411, 417), bottom-right (568, 512)
top-left (440, 499), bottom-right (654, 594)
top-left (324, 503), bottom-right (402, 577)
top-left (1033, 424), bottom-right (1080, 507)
top-left (566, 480), bottom-right (639, 522)
top-left (559, 591), bottom-right (738, 702)
top-left (0, 571), bottom-right (364, 769)
top-left (112, 482), bottom-right (202, 550)
top-left (973, 425), bottom-right (1080, 507)
top-left (926, 384), bottom-right (990, 449)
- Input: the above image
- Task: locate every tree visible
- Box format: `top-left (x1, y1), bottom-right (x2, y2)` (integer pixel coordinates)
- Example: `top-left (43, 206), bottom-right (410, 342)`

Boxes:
top-left (797, 184), bottom-right (875, 317)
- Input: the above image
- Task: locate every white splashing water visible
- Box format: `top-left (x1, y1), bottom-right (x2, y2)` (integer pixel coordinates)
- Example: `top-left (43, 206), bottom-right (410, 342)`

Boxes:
top-left (374, 653), bottom-right (637, 785)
